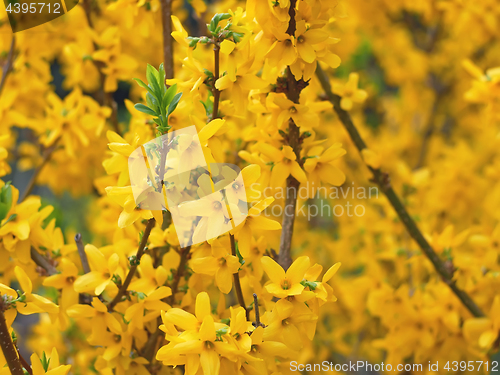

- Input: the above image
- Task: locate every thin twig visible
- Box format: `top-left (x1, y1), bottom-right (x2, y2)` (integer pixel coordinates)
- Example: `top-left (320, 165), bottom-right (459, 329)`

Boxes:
top-left (75, 233), bottom-right (90, 274)
top-left (30, 247), bottom-right (57, 276)
top-left (167, 246), bottom-right (191, 305)
top-left (212, 44), bottom-right (221, 120)
top-left (20, 137), bottom-right (61, 202)
top-left (230, 234), bottom-right (248, 320)
top-left (160, 0), bottom-right (174, 80)
top-left (0, 37), bottom-right (15, 99)
top-left (316, 64), bottom-right (485, 318)
top-left (252, 293), bottom-right (264, 328)
top-left (108, 218), bottom-right (156, 311)
top-left (277, 0), bottom-right (306, 271)
top-left (414, 74), bottom-right (448, 169)
top-left (16, 346), bottom-right (33, 375)
top-left (82, 0), bottom-right (120, 134)
top-left (0, 298), bottom-right (24, 375)
top-left (209, 44), bottom-right (247, 317)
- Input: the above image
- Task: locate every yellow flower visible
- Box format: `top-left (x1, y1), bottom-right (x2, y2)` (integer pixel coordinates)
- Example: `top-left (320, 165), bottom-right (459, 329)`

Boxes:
top-left (73, 245), bottom-right (122, 295)
top-left (361, 148), bottom-right (381, 169)
top-left (267, 92), bottom-right (316, 129)
top-left (256, 143), bottom-right (307, 188)
top-left (266, 31), bottom-right (297, 67)
top-left (105, 186), bottom-right (158, 228)
top-left (215, 59), bottom-right (268, 113)
top-left (261, 255), bottom-right (310, 298)
top-left (332, 73), bottom-right (368, 111)
top-left (43, 258), bottom-right (79, 312)
top-left (304, 143), bottom-right (346, 190)
top-left (124, 286), bottom-right (171, 331)
top-left (191, 238), bottom-right (241, 294)
top-left (13, 266), bottom-right (59, 317)
top-left (128, 254), bottom-right (169, 295)
top-left (103, 130), bottom-right (148, 187)
top-left (157, 292), bottom-right (238, 374)
top-left (0, 134), bottom-right (11, 177)
top-left (0, 196), bottom-right (53, 264)
top-left (67, 297), bottom-right (121, 348)
top-left (30, 348), bottom-right (71, 375)
top-left (261, 298), bottom-right (315, 350)
top-left (241, 325), bottom-right (293, 374)
top-left (233, 197), bottom-right (281, 258)
top-left (294, 21), bottom-right (329, 64)
top-left (92, 28), bottom-right (138, 92)
top-left (464, 295), bottom-right (500, 350)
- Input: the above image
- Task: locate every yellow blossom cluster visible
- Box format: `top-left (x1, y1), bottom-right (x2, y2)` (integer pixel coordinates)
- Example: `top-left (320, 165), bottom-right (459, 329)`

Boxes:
top-left (0, 0), bottom-right (500, 373)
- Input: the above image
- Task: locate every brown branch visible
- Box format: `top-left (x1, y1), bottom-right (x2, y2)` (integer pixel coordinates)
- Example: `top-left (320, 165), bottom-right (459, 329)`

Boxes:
top-left (108, 218), bottom-right (156, 311)
top-left (30, 247), bottom-right (57, 276)
top-left (20, 137), bottom-right (61, 202)
top-left (277, 0), bottom-right (306, 271)
top-left (414, 74), bottom-right (448, 169)
top-left (316, 64), bottom-right (485, 318)
top-left (167, 246), bottom-right (191, 305)
top-left (212, 44), bottom-right (221, 120)
top-left (75, 233), bottom-right (90, 274)
top-left (230, 234), bottom-right (248, 320)
top-left (0, 299), bottom-right (24, 375)
top-left (252, 293), bottom-right (264, 328)
top-left (209, 43), bottom-right (246, 317)
top-left (16, 346), bottom-right (33, 375)
top-left (160, 0), bottom-right (174, 80)
top-left (0, 37), bottom-right (15, 99)
top-left (82, 0), bottom-right (120, 134)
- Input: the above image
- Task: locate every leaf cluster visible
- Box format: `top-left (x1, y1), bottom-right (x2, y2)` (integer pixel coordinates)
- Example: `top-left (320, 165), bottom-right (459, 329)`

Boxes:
top-left (133, 64), bottom-right (182, 134)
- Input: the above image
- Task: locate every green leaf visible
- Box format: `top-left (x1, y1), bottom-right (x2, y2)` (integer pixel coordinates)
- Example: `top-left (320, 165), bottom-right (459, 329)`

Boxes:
top-left (158, 63), bottom-right (166, 96)
top-left (40, 351), bottom-right (51, 372)
top-left (137, 291), bottom-right (147, 300)
top-left (167, 93), bottom-right (182, 116)
top-left (162, 84), bottom-right (178, 111)
top-left (232, 32), bottom-right (244, 43)
top-left (146, 92), bottom-right (159, 112)
top-left (133, 78), bottom-right (155, 97)
top-left (146, 64), bottom-right (162, 98)
top-left (1, 214), bottom-right (17, 227)
top-left (134, 103), bottom-right (157, 116)
top-left (215, 326), bottom-right (229, 339)
top-left (300, 280), bottom-right (318, 290)
top-left (208, 13), bottom-right (231, 34)
top-left (0, 182), bottom-right (13, 223)
top-left (186, 37), bottom-right (200, 48)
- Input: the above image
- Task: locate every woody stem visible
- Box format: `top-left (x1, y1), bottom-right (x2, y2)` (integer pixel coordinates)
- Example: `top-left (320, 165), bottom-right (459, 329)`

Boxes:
top-left (278, 0), bottom-right (304, 271)
top-left (212, 44), bottom-right (221, 120)
top-left (315, 63), bottom-right (484, 318)
top-left (160, 0), bottom-right (174, 80)
top-left (230, 234), bottom-right (248, 320)
top-left (0, 299), bottom-right (24, 375)
top-left (108, 218), bottom-right (156, 312)
top-left (0, 37), bottom-right (15, 99)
